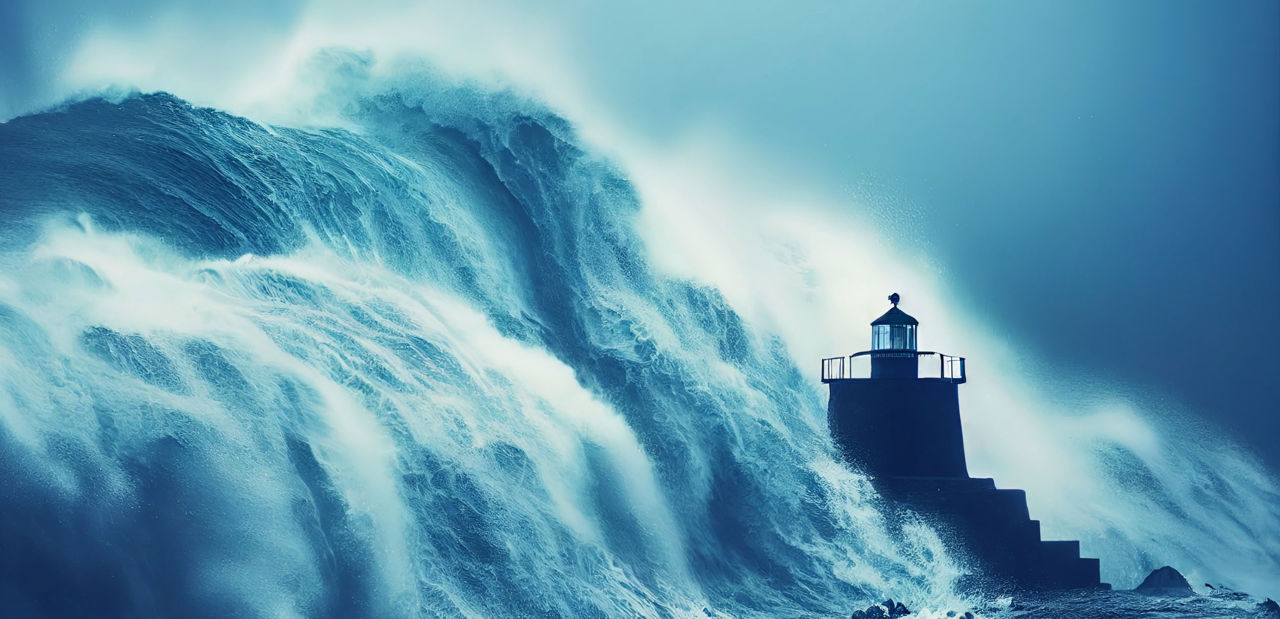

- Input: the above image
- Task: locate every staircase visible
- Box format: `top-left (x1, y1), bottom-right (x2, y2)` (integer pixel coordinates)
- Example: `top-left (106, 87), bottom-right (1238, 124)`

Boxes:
top-left (876, 476), bottom-right (1107, 590)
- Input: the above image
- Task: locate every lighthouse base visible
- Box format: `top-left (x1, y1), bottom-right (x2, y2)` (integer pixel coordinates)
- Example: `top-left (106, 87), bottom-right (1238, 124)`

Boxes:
top-left (876, 476), bottom-right (1108, 591)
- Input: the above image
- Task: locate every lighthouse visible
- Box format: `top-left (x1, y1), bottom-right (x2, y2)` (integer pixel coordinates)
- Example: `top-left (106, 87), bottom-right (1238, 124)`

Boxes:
top-left (823, 294), bottom-right (1106, 591)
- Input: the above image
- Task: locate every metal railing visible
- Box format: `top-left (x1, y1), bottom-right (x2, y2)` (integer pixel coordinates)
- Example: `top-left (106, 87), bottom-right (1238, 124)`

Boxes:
top-left (821, 356), bottom-right (845, 382)
top-left (939, 354), bottom-right (966, 382)
top-left (821, 350), bottom-right (966, 383)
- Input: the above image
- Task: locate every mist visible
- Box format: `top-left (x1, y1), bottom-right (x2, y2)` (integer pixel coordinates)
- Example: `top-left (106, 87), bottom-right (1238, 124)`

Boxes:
top-left (6, 1), bottom-right (1275, 469)
top-left (2, 0), bottom-right (1278, 602)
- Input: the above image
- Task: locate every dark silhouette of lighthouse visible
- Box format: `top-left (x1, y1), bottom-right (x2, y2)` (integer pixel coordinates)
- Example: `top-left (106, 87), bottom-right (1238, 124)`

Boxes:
top-left (823, 294), bottom-right (1105, 591)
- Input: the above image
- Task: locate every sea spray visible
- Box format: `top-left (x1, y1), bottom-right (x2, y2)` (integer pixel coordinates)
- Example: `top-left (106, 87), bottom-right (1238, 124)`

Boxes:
top-left (0, 63), bottom-right (1276, 615)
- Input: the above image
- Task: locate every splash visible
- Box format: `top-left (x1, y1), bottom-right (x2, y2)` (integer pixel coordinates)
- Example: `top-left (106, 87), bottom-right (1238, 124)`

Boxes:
top-left (0, 56), bottom-right (1275, 616)
top-left (0, 80), bottom-right (962, 616)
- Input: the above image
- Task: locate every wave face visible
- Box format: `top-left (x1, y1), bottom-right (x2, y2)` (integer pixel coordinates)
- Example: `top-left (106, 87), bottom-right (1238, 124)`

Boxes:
top-left (0, 61), bottom-right (1276, 617)
top-left (0, 80), bottom-right (961, 617)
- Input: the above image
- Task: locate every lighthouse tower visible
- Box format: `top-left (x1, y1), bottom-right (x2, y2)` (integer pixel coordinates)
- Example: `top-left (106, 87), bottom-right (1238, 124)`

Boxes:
top-left (822, 294), bottom-right (1106, 591)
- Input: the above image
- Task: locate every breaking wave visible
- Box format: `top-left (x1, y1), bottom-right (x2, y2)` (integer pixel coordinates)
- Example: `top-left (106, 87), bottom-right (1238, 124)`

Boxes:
top-left (0, 54), bottom-right (1275, 616)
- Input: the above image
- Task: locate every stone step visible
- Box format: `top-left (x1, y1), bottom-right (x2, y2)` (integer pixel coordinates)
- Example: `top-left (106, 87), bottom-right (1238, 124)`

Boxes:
top-left (879, 476), bottom-right (997, 494)
top-left (1040, 540), bottom-right (1081, 563)
top-left (947, 513), bottom-right (1041, 547)
top-left (876, 476), bottom-right (1103, 590)
top-left (1027, 520), bottom-right (1041, 541)
top-left (1018, 543), bottom-right (1105, 589)
top-left (939, 489), bottom-right (1032, 524)
top-left (1074, 557), bottom-right (1102, 584)
top-left (1046, 557), bottom-right (1103, 589)
top-left (888, 486), bottom-right (1032, 524)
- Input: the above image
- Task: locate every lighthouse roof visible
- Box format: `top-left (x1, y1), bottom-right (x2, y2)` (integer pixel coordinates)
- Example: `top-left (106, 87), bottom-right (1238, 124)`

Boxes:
top-left (871, 305), bottom-right (919, 326)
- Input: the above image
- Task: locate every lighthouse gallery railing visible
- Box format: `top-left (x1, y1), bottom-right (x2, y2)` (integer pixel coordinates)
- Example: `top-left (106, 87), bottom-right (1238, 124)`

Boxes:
top-left (821, 351), bottom-right (966, 383)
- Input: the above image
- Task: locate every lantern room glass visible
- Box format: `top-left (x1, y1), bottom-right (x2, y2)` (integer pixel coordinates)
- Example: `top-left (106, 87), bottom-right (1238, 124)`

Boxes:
top-left (872, 324), bottom-right (917, 351)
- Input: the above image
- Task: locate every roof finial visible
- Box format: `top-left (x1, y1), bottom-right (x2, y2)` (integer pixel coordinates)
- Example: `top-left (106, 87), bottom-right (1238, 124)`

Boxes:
top-left (888, 292), bottom-right (900, 307)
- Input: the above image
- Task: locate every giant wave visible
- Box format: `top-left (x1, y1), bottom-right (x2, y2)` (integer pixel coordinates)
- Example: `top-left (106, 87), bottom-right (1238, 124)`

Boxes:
top-left (0, 56), bottom-right (1276, 617)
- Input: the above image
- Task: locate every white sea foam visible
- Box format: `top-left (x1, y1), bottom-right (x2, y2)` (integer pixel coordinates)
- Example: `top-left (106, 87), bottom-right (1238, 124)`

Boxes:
top-left (1, 10), bottom-right (1276, 608)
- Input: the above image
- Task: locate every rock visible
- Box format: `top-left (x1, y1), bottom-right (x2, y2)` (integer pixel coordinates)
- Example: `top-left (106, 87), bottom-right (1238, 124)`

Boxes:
top-left (1258, 598), bottom-right (1280, 617)
top-left (851, 599), bottom-right (912, 619)
top-left (1133, 565), bottom-right (1194, 597)
top-left (879, 599), bottom-right (910, 617)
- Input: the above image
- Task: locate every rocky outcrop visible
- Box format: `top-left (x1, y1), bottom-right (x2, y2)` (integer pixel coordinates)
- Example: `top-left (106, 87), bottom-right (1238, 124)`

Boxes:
top-left (849, 598), bottom-right (910, 618)
top-left (1133, 566), bottom-right (1193, 596)
top-left (1257, 598), bottom-right (1280, 618)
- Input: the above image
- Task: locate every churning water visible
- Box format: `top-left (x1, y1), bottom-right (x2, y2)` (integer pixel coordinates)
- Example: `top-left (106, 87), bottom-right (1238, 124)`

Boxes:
top-left (0, 56), bottom-right (1276, 617)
